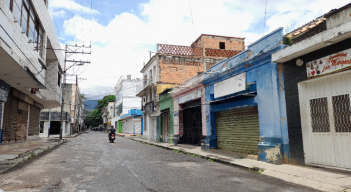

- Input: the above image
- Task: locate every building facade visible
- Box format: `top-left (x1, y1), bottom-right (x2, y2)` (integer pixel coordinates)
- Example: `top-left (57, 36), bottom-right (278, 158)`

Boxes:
top-left (202, 28), bottom-right (289, 164)
top-left (272, 4), bottom-right (351, 169)
top-left (112, 75), bottom-right (142, 132)
top-left (158, 89), bottom-right (173, 143)
top-left (40, 84), bottom-right (85, 137)
top-left (119, 109), bottom-right (143, 134)
top-left (0, 0), bottom-right (64, 142)
top-left (172, 74), bottom-right (205, 146)
top-left (137, 34), bottom-right (245, 141)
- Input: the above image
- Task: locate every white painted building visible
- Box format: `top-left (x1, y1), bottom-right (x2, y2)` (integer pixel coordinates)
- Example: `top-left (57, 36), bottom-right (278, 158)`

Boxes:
top-left (0, 0), bottom-right (64, 142)
top-left (136, 59), bottom-right (158, 141)
top-left (112, 75), bottom-right (142, 130)
top-left (272, 3), bottom-right (351, 169)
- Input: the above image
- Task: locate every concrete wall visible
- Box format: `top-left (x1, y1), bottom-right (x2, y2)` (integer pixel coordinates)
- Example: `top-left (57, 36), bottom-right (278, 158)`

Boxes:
top-left (0, 0), bottom-right (63, 106)
top-left (327, 6), bottom-right (351, 29)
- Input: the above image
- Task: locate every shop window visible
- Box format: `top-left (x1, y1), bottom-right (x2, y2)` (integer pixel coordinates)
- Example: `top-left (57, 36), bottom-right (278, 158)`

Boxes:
top-left (7, 0), bottom-right (45, 57)
top-left (310, 97), bottom-right (330, 132)
top-left (219, 42), bottom-right (225, 49)
top-left (332, 94), bottom-right (351, 132)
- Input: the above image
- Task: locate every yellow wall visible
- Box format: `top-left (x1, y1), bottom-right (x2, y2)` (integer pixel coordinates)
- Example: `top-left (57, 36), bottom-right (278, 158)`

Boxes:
top-left (156, 83), bottom-right (177, 96)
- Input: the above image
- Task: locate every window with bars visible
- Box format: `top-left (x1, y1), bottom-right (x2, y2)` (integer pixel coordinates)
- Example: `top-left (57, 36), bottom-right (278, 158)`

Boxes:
top-left (332, 94), bottom-right (351, 132)
top-left (6, 0), bottom-right (45, 58)
top-left (310, 97), bottom-right (330, 132)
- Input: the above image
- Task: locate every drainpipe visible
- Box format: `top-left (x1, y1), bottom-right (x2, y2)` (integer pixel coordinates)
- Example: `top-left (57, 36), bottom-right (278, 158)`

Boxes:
top-left (0, 102), bottom-right (4, 143)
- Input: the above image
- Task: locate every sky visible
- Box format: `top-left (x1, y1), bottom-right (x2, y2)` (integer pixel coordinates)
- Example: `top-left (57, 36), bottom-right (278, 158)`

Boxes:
top-left (48, 0), bottom-right (351, 100)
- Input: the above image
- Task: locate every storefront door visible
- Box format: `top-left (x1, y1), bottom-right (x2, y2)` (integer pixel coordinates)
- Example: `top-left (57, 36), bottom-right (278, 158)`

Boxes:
top-left (162, 112), bottom-right (170, 143)
top-left (300, 72), bottom-right (351, 169)
top-left (216, 107), bottom-right (259, 154)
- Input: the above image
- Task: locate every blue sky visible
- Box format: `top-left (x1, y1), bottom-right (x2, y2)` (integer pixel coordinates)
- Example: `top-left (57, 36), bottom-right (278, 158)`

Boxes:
top-left (48, 0), bottom-right (351, 100)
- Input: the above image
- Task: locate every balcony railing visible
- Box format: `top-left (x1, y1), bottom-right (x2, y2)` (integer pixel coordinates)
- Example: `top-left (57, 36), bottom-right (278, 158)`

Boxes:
top-left (157, 44), bottom-right (241, 58)
top-left (136, 79), bottom-right (154, 94)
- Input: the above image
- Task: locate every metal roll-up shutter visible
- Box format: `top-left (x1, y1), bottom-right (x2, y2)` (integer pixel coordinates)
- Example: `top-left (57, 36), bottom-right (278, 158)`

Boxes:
top-left (28, 105), bottom-right (40, 136)
top-left (3, 94), bottom-right (14, 142)
top-left (216, 107), bottom-right (259, 155)
top-left (135, 120), bottom-right (141, 134)
top-left (16, 101), bottom-right (28, 141)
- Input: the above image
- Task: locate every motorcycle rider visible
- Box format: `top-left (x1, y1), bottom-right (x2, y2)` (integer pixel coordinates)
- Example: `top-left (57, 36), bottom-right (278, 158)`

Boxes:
top-left (108, 126), bottom-right (117, 139)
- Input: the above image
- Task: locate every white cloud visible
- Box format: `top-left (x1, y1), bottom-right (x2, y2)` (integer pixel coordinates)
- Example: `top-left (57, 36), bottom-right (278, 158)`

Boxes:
top-left (59, 0), bottom-right (351, 99)
top-left (51, 10), bottom-right (66, 18)
top-left (49, 0), bottom-right (100, 15)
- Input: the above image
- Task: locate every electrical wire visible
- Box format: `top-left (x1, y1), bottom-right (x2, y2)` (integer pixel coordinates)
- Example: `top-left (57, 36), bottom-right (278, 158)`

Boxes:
top-left (188, 0), bottom-right (196, 40)
top-left (262, 0), bottom-right (268, 36)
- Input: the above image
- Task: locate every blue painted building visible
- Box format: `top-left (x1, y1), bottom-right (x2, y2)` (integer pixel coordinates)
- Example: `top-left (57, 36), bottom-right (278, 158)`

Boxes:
top-left (119, 109), bottom-right (143, 134)
top-left (202, 28), bottom-right (289, 164)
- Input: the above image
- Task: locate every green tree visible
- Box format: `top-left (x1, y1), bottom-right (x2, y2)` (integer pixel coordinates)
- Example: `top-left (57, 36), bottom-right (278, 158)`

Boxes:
top-left (85, 95), bottom-right (115, 127)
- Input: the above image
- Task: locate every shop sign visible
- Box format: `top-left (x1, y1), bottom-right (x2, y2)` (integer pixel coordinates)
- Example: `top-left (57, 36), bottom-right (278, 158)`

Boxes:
top-left (0, 88), bottom-right (9, 102)
top-left (179, 90), bottom-right (201, 104)
top-left (307, 48), bottom-right (351, 78)
top-left (0, 80), bottom-right (10, 102)
top-left (214, 72), bottom-right (246, 98)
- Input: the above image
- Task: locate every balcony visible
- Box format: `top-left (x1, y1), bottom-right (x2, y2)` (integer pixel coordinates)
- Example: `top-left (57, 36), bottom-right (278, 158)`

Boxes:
top-left (157, 44), bottom-right (241, 58)
top-left (136, 79), bottom-right (154, 97)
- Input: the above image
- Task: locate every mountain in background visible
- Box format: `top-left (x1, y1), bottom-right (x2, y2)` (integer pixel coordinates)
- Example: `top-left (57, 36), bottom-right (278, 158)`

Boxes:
top-left (84, 100), bottom-right (98, 110)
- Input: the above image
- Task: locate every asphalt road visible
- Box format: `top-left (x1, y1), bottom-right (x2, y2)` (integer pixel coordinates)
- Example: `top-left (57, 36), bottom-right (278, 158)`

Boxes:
top-left (0, 131), bottom-right (319, 192)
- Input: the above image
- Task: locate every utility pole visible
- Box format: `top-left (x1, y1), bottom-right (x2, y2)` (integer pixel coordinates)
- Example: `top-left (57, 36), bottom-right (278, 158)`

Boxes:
top-left (60, 45), bottom-right (91, 139)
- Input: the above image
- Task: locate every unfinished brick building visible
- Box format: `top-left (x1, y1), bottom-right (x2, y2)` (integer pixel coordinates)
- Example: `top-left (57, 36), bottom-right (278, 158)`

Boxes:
top-left (136, 34), bottom-right (245, 142)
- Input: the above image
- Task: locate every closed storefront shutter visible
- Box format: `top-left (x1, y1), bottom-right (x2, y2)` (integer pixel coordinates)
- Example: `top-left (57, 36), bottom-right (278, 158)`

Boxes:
top-left (28, 105), bottom-right (40, 136)
top-left (3, 94), bottom-right (15, 142)
top-left (16, 101), bottom-right (28, 141)
top-left (135, 120), bottom-right (141, 134)
top-left (216, 107), bottom-right (259, 155)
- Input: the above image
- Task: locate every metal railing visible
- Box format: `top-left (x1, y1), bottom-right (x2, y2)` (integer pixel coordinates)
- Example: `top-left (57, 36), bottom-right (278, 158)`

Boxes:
top-left (136, 79), bottom-right (154, 94)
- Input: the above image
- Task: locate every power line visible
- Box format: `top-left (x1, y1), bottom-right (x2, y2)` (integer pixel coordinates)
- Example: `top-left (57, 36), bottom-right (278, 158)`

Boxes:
top-left (48, 6), bottom-right (62, 39)
top-left (188, 0), bottom-right (196, 40)
top-left (262, 0), bottom-right (268, 36)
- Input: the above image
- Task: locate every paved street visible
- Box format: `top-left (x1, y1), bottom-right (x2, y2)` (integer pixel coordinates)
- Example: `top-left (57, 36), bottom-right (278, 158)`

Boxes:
top-left (0, 132), bottom-right (319, 192)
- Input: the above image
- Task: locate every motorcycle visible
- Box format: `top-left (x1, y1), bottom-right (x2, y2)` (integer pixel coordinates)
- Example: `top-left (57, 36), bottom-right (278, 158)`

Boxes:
top-left (109, 134), bottom-right (115, 143)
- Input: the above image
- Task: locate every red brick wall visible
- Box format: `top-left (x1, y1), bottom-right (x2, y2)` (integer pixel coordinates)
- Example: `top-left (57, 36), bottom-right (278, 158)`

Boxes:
top-left (159, 59), bottom-right (215, 84)
top-left (192, 36), bottom-right (245, 51)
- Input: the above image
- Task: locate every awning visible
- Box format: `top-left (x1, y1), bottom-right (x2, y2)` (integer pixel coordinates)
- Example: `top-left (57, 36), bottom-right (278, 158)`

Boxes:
top-left (25, 67), bottom-right (47, 89)
top-left (208, 91), bottom-right (257, 105)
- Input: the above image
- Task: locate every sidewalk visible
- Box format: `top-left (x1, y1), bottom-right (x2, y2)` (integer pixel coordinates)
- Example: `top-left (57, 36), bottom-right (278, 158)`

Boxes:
top-left (133, 138), bottom-right (351, 192)
top-left (117, 133), bottom-right (141, 138)
top-left (0, 138), bottom-right (66, 174)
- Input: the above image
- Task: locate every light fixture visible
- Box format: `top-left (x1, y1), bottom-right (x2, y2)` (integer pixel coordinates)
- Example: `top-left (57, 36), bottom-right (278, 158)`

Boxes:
top-left (325, 41), bottom-right (332, 46)
top-left (296, 58), bottom-right (304, 66)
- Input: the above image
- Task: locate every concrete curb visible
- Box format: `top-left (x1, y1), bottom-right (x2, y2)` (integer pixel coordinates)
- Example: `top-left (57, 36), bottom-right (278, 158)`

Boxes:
top-left (131, 138), bottom-right (351, 192)
top-left (0, 139), bottom-right (67, 174)
top-left (132, 138), bottom-right (253, 171)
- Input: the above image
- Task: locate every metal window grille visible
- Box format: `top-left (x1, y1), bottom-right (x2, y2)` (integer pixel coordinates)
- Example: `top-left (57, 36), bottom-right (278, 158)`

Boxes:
top-left (332, 94), bottom-right (351, 132)
top-left (310, 97), bottom-right (330, 132)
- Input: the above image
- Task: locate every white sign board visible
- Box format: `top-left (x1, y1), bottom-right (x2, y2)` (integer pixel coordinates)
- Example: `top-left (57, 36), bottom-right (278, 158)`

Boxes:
top-left (179, 90), bottom-right (201, 104)
top-left (307, 48), bottom-right (351, 78)
top-left (214, 73), bottom-right (246, 98)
